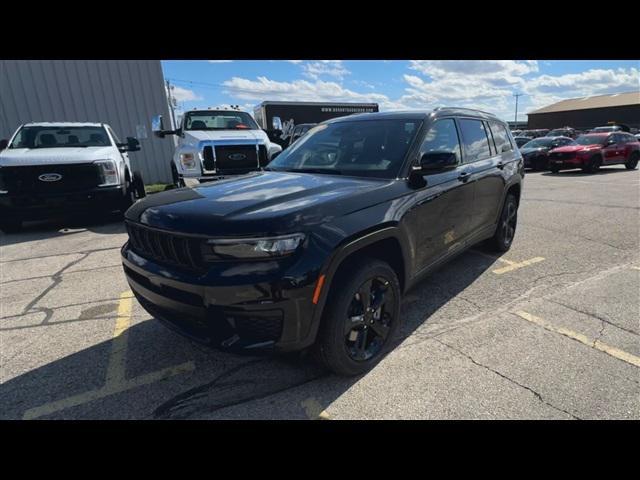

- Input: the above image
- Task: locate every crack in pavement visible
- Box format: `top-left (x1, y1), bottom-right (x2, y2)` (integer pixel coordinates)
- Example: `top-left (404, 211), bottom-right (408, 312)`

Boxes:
top-left (0, 246), bottom-right (122, 264)
top-left (433, 338), bottom-right (581, 420)
top-left (546, 298), bottom-right (639, 337)
top-left (0, 264), bottom-right (123, 285)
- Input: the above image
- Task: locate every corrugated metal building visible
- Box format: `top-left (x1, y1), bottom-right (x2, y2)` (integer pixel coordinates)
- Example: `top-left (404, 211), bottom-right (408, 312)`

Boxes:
top-left (527, 91), bottom-right (640, 130)
top-left (0, 60), bottom-right (174, 183)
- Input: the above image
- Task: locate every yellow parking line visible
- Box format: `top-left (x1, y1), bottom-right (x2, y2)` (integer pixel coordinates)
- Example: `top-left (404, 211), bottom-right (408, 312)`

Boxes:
top-left (492, 257), bottom-right (545, 275)
top-left (22, 290), bottom-right (195, 420)
top-left (105, 291), bottom-right (133, 386)
top-left (514, 311), bottom-right (640, 368)
top-left (23, 361), bottom-right (195, 420)
top-left (302, 398), bottom-right (331, 420)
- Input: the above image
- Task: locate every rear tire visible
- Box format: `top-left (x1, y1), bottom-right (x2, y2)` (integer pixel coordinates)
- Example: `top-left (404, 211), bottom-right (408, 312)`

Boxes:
top-left (625, 152), bottom-right (639, 170)
top-left (0, 218), bottom-right (22, 234)
top-left (487, 193), bottom-right (518, 252)
top-left (550, 165), bottom-right (560, 173)
top-left (313, 258), bottom-right (401, 376)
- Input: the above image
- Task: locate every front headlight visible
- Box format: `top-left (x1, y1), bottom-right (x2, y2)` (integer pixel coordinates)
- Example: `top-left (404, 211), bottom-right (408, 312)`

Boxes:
top-left (203, 233), bottom-right (305, 260)
top-left (95, 160), bottom-right (119, 186)
top-left (180, 153), bottom-right (198, 170)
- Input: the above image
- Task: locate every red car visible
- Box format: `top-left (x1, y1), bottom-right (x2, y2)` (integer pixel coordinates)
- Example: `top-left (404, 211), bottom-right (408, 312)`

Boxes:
top-left (548, 132), bottom-right (640, 173)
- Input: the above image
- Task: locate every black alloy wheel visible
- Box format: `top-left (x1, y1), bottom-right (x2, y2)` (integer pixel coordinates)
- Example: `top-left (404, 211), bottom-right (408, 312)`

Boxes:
top-left (487, 193), bottom-right (518, 252)
top-left (313, 258), bottom-right (401, 376)
top-left (344, 276), bottom-right (396, 362)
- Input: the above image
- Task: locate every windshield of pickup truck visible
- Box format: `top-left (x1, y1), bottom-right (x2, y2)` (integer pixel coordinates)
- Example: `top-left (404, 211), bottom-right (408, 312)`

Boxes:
top-left (183, 111), bottom-right (259, 131)
top-left (266, 119), bottom-right (422, 178)
top-left (9, 126), bottom-right (112, 149)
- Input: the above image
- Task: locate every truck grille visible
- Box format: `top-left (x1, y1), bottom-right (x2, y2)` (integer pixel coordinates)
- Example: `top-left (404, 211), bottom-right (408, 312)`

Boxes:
top-left (201, 144), bottom-right (269, 175)
top-left (125, 222), bottom-right (204, 271)
top-left (0, 163), bottom-right (101, 194)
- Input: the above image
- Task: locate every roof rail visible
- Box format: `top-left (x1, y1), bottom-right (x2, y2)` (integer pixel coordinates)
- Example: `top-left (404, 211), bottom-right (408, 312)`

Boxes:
top-left (434, 106), bottom-right (498, 117)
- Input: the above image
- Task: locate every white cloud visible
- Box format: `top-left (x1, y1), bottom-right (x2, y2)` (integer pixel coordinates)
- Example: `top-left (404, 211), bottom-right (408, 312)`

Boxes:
top-left (216, 61), bottom-right (638, 123)
top-left (301, 60), bottom-right (350, 79)
top-left (208, 60), bottom-right (233, 63)
top-left (169, 85), bottom-right (203, 102)
top-left (221, 76), bottom-right (402, 109)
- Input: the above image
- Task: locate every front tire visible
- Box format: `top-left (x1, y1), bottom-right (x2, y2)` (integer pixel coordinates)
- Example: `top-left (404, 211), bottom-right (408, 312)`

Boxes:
top-left (487, 193), bottom-right (518, 252)
top-left (582, 156), bottom-right (601, 173)
top-left (171, 163), bottom-right (185, 188)
top-left (313, 258), bottom-right (401, 376)
top-left (625, 152), bottom-right (639, 170)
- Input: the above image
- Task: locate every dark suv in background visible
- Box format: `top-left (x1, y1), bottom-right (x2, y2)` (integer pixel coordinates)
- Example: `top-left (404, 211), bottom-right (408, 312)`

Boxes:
top-left (121, 108), bottom-right (524, 375)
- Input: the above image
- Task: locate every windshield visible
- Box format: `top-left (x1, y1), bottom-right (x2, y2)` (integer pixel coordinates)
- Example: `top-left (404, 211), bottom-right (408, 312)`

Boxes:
top-left (591, 127), bottom-right (616, 132)
top-left (522, 138), bottom-right (557, 148)
top-left (184, 111), bottom-right (259, 131)
top-left (267, 119), bottom-right (422, 178)
top-left (575, 135), bottom-right (608, 146)
top-left (9, 126), bottom-right (112, 149)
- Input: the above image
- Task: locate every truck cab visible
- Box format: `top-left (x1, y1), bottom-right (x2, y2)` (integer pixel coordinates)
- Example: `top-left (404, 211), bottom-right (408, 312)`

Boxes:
top-left (0, 122), bottom-right (144, 233)
top-left (152, 107), bottom-right (282, 187)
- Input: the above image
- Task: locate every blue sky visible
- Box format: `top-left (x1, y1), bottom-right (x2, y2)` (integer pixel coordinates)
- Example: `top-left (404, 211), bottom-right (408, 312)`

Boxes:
top-left (161, 60), bottom-right (639, 122)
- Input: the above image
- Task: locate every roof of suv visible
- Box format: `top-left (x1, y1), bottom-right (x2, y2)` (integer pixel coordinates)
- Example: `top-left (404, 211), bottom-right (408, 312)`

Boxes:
top-left (328, 108), bottom-right (503, 123)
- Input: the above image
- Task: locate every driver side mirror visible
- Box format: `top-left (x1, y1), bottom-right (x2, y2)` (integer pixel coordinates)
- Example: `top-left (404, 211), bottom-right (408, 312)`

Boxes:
top-left (0, 139), bottom-right (8, 151)
top-left (152, 115), bottom-right (167, 138)
top-left (118, 137), bottom-right (140, 152)
top-left (416, 151), bottom-right (458, 172)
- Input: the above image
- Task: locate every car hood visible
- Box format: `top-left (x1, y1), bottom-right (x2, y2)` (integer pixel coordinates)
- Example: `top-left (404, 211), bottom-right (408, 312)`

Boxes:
top-left (125, 171), bottom-right (398, 236)
top-left (0, 146), bottom-right (116, 166)
top-left (520, 147), bottom-right (548, 155)
top-left (183, 129), bottom-right (269, 144)
top-left (551, 144), bottom-right (600, 153)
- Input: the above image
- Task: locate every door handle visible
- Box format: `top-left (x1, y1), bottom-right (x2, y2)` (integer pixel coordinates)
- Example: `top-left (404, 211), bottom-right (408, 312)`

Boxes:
top-left (457, 171), bottom-right (470, 182)
top-left (497, 161), bottom-right (505, 170)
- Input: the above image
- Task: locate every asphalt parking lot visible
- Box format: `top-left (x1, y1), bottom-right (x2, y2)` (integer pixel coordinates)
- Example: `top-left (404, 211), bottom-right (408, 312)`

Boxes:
top-left (1, 167), bottom-right (639, 420)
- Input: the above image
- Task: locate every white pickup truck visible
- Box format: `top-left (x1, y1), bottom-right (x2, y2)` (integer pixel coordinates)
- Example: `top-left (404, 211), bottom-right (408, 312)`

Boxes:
top-left (152, 107), bottom-right (283, 187)
top-left (0, 122), bottom-right (145, 233)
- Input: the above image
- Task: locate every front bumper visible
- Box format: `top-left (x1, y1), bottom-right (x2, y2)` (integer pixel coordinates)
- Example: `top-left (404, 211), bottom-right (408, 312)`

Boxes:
top-left (0, 185), bottom-right (124, 220)
top-left (121, 242), bottom-right (322, 353)
top-left (549, 156), bottom-right (585, 170)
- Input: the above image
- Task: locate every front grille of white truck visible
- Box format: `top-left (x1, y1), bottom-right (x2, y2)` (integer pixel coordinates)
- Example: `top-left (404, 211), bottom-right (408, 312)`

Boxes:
top-left (201, 145), bottom-right (269, 175)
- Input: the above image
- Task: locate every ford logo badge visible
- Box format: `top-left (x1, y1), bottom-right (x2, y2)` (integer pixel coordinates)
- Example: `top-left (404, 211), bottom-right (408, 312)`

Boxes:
top-left (38, 173), bottom-right (63, 182)
top-left (228, 153), bottom-right (247, 161)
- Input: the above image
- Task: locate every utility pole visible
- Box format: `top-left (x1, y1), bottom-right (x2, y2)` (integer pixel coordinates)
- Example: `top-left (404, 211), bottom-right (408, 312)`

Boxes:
top-left (514, 93), bottom-right (524, 128)
top-left (166, 79), bottom-right (177, 130)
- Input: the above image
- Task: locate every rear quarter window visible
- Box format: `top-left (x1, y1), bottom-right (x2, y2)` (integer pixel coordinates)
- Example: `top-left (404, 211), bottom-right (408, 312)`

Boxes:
top-left (488, 121), bottom-right (513, 153)
top-left (459, 118), bottom-right (492, 163)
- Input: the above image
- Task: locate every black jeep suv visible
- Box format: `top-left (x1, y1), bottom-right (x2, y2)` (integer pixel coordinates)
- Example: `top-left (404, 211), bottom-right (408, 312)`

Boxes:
top-left (121, 109), bottom-right (524, 376)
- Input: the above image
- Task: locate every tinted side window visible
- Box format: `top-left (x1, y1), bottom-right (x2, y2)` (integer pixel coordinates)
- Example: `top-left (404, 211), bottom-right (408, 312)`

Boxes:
top-left (419, 118), bottom-right (462, 164)
top-left (489, 121), bottom-right (512, 153)
top-left (459, 119), bottom-right (492, 163)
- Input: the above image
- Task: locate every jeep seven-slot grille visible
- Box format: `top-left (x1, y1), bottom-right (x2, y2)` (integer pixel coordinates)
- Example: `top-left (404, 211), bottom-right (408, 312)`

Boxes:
top-left (126, 222), bottom-right (204, 271)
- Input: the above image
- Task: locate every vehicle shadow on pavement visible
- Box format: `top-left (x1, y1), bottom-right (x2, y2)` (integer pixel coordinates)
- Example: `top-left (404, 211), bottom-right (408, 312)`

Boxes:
top-left (0, 214), bottom-right (126, 248)
top-left (0, 249), bottom-right (499, 420)
top-left (542, 167), bottom-right (632, 177)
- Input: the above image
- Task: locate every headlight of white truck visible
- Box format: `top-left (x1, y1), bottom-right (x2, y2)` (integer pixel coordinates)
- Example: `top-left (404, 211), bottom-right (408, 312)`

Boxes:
top-left (95, 160), bottom-right (119, 187)
top-left (180, 153), bottom-right (198, 170)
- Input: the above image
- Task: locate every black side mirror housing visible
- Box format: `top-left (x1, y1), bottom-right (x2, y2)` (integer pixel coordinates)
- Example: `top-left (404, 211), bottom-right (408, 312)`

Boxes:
top-left (118, 137), bottom-right (140, 152)
top-left (126, 137), bottom-right (140, 152)
top-left (0, 139), bottom-right (8, 151)
top-left (418, 151), bottom-right (458, 172)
